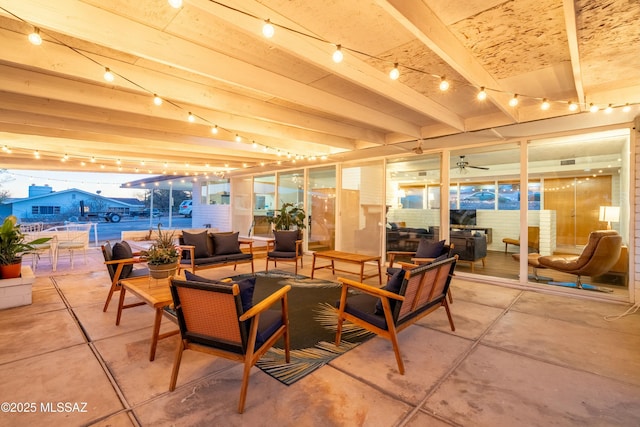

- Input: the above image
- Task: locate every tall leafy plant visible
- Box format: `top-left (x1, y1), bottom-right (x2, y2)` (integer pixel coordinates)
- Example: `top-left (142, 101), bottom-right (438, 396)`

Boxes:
top-left (0, 216), bottom-right (51, 265)
top-left (267, 203), bottom-right (306, 231)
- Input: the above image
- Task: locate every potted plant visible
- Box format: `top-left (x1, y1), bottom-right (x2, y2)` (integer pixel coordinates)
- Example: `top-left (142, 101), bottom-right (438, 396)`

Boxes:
top-left (267, 202), bottom-right (306, 231)
top-left (0, 216), bottom-right (51, 279)
top-left (141, 225), bottom-right (180, 279)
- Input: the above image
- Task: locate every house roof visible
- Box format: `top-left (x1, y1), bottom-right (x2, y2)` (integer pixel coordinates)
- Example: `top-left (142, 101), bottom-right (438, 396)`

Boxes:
top-left (0, 1), bottom-right (638, 176)
top-left (5, 187), bottom-right (140, 207)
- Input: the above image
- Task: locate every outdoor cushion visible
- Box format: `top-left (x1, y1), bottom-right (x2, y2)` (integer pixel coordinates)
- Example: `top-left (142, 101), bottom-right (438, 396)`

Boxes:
top-left (375, 268), bottom-right (404, 314)
top-left (273, 230), bottom-right (298, 252)
top-left (415, 239), bottom-right (445, 258)
top-left (184, 271), bottom-right (255, 312)
top-left (212, 232), bottom-right (241, 255)
top-left (112, 241), bottom-right (134, 278)
top-left (182, 230), bottom-right (211, 258)
top-left (339, 293), bottom-right (387, 330)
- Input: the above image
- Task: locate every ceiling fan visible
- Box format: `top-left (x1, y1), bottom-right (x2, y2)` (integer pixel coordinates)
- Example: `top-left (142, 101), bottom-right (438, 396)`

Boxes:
top-left (456, 155), bottom-right (489, 172)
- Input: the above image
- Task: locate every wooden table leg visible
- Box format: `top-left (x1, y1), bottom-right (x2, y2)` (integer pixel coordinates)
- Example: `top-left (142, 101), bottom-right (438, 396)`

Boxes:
top-left (116, 286), bottom-right (126, 326)
top-left (311, 254), bottom-right (317, 278)
top-left (331, 260), bottom-right (335, 275)
top-left (359, 262), bottom-right (365, 283)
top-left (149, 307), bottom-right (163, 361)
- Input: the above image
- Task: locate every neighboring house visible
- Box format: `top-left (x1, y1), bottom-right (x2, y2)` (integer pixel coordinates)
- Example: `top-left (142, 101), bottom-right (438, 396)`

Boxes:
top-left (0, 185), bottom-right (144, 222)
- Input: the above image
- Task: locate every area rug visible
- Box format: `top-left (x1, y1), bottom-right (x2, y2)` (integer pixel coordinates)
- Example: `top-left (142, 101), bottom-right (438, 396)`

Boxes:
top-left (229, 270), bottom-right (372, 385)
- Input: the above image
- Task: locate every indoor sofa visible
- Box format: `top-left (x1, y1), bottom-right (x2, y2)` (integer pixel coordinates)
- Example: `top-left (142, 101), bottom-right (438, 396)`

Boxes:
top-left (449, 230), bottom-right (487, 272)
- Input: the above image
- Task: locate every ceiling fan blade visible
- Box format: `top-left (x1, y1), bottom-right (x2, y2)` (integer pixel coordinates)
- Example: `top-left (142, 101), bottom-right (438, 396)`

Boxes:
top-left (468, 165), bottom-right (490, 170)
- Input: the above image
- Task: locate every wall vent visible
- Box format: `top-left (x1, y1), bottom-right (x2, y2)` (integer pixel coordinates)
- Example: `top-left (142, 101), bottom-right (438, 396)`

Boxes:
top-left (560, 159), bottom-right (575, 166)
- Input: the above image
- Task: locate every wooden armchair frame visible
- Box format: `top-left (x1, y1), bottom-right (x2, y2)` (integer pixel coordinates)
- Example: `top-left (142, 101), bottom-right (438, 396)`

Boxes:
top-left (335, 256), bottom-right (457, 375)
top-left (169, 278), bottom-right (291, 413)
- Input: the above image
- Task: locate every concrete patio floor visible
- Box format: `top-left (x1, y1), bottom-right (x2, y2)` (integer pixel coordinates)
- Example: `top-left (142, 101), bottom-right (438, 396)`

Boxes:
top-left (1, 247), bottom-right (639, 426)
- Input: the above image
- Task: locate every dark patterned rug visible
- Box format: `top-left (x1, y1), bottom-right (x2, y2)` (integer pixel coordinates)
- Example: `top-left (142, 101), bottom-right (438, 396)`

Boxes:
top-left (229, 270), bottom-right (372, 385)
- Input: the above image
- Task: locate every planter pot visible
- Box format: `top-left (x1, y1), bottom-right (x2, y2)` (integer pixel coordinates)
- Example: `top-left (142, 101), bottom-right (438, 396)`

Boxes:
top-left (148, 261), bottom-right (179, 279)
top-left (0, 266), bottom-right (35, 309)
top-left (0, 260), bottom-right (22, 279)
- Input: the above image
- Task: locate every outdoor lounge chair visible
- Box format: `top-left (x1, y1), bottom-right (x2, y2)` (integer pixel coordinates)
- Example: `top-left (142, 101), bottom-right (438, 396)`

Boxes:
top-left (168, 277), bottom-right (291, 413)
top-left (335, 256), bottom-right (457, 375)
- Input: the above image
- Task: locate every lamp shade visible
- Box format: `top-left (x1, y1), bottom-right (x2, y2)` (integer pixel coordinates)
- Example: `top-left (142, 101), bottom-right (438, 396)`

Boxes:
top-left (599, 206), bottom-right (620, 223)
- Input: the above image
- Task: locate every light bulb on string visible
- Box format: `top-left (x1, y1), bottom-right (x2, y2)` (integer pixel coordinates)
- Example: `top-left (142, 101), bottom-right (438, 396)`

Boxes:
top-left (332, 45), bottom-right (343, 63)
top-left (541, 98), bottom-right (550, 110)
top-left (235, 134), bottom-right (241, 142)
top-left (605, 104), bottom-right (613, 114)
top-left (28, 27), bottom-right (42, 45)
top-left (168, 0), bottom-right (183, 8)
top-left (211, 125), bottom-right (218, 134)
top-left (389, 63), bottom-right (400, 80)
top-left (262, 19), bottom-right (275, 38)
top-left (509, 94), bottom-right (519, 107)
top-left (188, 112), bottom-right (195, 122)
top-left (103, 67), bottom-right (115, 82)
top-left (568, 101), bottom-right (578, 111)
top-left (623, 103), bottom-right (631, 112)
top-left (439, 76), bottom-right (449, 91)
top-left (589, 103), bottom-right (599, 113)
top-left (477, 87), bottom-right (487, 101)
top-left (153, 94), bottom-right (163, 106)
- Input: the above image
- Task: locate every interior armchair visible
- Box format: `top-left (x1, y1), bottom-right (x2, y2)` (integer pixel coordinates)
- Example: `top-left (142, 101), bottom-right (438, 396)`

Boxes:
top-left (169, 277), bottom-right (291, 414)
top-left (386, 238), bottom-right (451, 279)
top-left (265, 230), bottom-right (303, 275)
top-left (503, 226), bottom-right (540, 253)
top-left (536, 230), bottom-right (622, 291)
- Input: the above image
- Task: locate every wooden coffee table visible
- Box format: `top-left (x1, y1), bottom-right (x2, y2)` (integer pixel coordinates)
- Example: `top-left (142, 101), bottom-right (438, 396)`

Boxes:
top-left (118, 275), bottom-right (181, 361)
top-left (311, 250), bottom-right (382, 284)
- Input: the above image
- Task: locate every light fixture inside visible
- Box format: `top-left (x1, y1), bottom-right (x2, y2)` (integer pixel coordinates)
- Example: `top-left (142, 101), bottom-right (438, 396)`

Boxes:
top-left (389, 63), bottom-right (400, 80)
top-left (262, 19), bottom-right (275, 38)
top-left (28, 27), bottom-right (42, 45)
top-left (332, 45), bottom-right (343, 63)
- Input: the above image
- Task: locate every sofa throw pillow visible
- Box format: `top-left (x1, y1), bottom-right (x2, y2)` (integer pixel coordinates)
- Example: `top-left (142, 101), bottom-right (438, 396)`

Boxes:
top-left (415, 238), bottom-right (445, 258)
top-left (375, 268), bottom-right (404, 315)
top-left (112, 241), bottom-right (134, 278)
top-left (184, 271), bottom-right (255, 312)
top-left (182, 230), bottom-right (211, 258)
top-left (212, 232), bottom-right (241, 255)
top-left (274, 230), bottom-right (298, 252)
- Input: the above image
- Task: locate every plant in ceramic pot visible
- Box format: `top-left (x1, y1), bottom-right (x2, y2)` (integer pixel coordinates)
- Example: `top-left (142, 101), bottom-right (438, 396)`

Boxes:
top-left (0, 216), bottom-right (51, 279)
top-left (140, 225), bottom-right (180, 279)
top-left (267, 202), bottom-right (307, 231)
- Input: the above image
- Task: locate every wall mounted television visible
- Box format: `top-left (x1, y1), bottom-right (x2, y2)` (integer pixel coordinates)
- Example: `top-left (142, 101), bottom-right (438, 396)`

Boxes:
top-left (450, 209), bottom-right (477, 226)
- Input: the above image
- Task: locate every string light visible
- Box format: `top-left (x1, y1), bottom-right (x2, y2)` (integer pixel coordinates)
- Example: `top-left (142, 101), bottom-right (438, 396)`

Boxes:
top-left (103, 67), bottom-right (114, 82)
top-left (509, 94), bottom-right (519, 107)
top-left (623, 103), bottom-right (631, 112)
top-left (210, 125), bottom-right (218, 134)
top-left (589, 103), bottom-right (599, 113)
top-left (389, 63), bottom-right (400, 80)
top-left (332, 45), bottom-right (343, 63)
top-left (541, 98), bottom-right (550, 110)
top-left (153, 94), bottom-right (163, 106)
top-left (477, 87), bottom-right (487, 101)
top-left (28, 27), bottom-right (42, 45)
top-left (262, 19), bottom-right (275, 38)
top-left (568, 101), bottom-right (578, 111)
top-left (439, 76), bottom-right (449, 91)
top-left (168, 0), bottom-right (183, 8)
top-left (34, 150), bottom-right (40, 159)
top-left (605, 104), bottom-right (613, 114)
top-left (188, 112), bottom-right (195, 122)
top-left (235, 134), bottom-right (241, 142)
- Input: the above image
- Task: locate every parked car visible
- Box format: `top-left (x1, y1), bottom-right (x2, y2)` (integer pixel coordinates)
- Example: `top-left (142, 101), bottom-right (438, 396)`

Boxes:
top-left (179, 200), bottom-right (192, 218)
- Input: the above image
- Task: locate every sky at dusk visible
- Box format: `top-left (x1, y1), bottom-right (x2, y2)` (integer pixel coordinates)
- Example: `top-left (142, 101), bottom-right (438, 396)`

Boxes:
top-left (0, 170), bottom-right (155, 199)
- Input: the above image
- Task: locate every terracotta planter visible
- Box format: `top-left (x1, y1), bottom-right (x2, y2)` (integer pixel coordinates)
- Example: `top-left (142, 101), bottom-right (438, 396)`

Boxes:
top-left (0, 260), bottom-right (22, 279)
top-left (148, 261), bottom-right (179, 279)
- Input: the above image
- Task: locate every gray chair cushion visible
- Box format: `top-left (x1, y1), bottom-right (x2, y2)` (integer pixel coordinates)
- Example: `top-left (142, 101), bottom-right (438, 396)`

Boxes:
top-left (212, 232), bottom-right (241, 255)
top-left (274, 230), bottom-right (298, 252)
top-left (182, 230), bottom-right (211, 258)
top-left (112, 241), bottom-right (134, 278)
top-left (415, 239), bottom-right (445, 258)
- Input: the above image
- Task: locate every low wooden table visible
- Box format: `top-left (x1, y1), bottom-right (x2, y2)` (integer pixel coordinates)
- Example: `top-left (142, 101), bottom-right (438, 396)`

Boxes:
top-left (311, 250), bottom-right (382, 284)
top-left (118, 275), bottom-right (181, 361)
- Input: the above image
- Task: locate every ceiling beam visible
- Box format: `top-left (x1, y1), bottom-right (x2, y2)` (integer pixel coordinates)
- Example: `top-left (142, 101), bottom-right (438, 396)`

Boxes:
top-left (562, 0), bottom-right (585, 110)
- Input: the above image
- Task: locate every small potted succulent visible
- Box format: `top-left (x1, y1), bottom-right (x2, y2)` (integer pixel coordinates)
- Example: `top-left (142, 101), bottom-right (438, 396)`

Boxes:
top-left (141, 225), bottom-right (180, 279)
top-left (0, 216), bottom-right (51, 279)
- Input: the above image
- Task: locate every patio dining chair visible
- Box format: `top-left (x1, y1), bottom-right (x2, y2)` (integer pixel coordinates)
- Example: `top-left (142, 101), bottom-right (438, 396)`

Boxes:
top-left (265, 230), bottom-right (303, 275)
top-left (169, 277), bottom-right (291, 413)
top-left (51, 223), bottom-right (92, 270)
